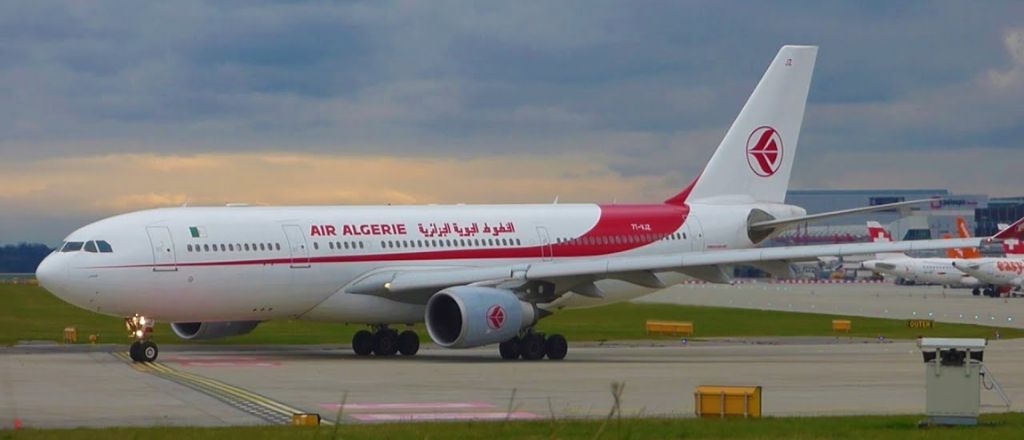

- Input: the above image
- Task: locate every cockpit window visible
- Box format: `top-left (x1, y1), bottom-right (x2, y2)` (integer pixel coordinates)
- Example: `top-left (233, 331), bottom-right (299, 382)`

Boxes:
top-left (61, 241), bottom-right (84, 252)
top-left (96, 240), bottom-right (113, 253)
top-left (84, 241), bottom-right (98, 253)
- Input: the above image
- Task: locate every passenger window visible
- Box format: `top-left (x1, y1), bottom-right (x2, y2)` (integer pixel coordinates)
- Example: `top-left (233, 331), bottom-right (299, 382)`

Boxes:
top-left (228, 244), bottom-right (234, 251)
top-left (275, 243), bottom-right (281, 251)
top-left (187, 244), bottom-right (193, 252)
top-left (244, 244), bottom-right (250, 251)
top-left (203, 244), bottom-right (209, 252)
top-left (220, 244), bottom-right (226, 251)
top-left (84, 241), bottom-right (98, 253)
top-left (312, 242), bottom-right (318, 250)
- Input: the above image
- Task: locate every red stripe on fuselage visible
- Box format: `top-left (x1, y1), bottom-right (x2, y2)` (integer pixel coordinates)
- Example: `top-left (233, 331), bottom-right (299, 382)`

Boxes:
top-left (89, 204), bottom-right (689, 269)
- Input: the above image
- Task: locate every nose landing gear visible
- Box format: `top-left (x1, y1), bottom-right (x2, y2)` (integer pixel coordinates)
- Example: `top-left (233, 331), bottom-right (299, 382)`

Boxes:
top-left (126, 315), bottom-right (158, 363)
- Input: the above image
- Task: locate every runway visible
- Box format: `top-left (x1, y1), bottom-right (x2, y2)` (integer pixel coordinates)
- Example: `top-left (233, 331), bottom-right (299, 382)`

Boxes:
top-left (3, 338), bottom-right (1023, 429)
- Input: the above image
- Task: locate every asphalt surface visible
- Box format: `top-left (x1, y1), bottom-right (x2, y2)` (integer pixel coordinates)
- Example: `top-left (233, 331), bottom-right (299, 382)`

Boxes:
top-left (2, 338), bottom-right (1022, 429)
top-left (3, 282), bottom-right (1023, 429)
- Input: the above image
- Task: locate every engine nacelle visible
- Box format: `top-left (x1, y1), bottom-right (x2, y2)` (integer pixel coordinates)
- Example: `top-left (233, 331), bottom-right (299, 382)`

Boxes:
top-left (171, 321), bottom-right (261, 341)
top-left (425, 286), bottom-right (537, 348)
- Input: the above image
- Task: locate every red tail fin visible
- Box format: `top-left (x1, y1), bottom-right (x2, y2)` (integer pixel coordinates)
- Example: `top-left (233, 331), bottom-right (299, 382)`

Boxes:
top-left (867, 221), bottom-right (892, 243)
top-left (994, 217), bottom-right (1024, 241)
top-left (1006, 239), bottom-right (1023, 255)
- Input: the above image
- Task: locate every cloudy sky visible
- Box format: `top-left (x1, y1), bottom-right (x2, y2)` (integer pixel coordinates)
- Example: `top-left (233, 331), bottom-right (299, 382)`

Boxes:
top-left (1, 1), bottom-right (1022, 244)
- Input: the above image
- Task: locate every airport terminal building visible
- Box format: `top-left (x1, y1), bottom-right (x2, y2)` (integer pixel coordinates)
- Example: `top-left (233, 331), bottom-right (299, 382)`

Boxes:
top-left (775, 189), bottom-right (1024, 248)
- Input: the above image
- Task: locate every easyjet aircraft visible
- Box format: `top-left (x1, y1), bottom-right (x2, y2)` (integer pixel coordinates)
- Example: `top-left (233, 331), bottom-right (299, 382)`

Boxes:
top-left (859, 218), bottom-right (982, 291)
top-left (35, 46), bottom-right (983, 363)
top-left (953, 218), bottom-right (1024, 296)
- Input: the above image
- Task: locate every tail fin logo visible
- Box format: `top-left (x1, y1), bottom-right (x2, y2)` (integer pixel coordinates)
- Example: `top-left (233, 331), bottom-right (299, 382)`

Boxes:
top-left (746, 126), bottom-right (784, 177)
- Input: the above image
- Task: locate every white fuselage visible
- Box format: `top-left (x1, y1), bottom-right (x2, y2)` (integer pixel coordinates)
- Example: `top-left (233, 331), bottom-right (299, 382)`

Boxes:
top-left (954, 258), bottom-right (1024, 288)
top-left (862, 257), bottom-right (980, 287)
top-left (36, 202), bottom-right (803, 324)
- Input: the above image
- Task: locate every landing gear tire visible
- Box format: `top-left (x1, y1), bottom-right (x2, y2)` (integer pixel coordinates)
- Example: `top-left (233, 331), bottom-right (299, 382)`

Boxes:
top-left (352, 330), bottom-right (374, 356)
top-left (519, 334), bottom-right (547, 361)
top-left (545, 334), bottom-right (568, 360)
top-left (129, 340), bottom-right (158, 362)
top-left (397, 330), bottom-right (420, 356)
top-left (972, 287), bottom-right (981, 296)
top-left (499, 338), bottom-right (520, 360)
top-left (373, 328), bottom-right (400, 356)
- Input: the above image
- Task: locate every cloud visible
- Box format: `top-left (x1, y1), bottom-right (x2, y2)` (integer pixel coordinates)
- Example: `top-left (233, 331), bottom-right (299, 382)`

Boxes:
top-left (0, 152), bottom-right (680, 217)
top-left (1, 1), bottom-right (1023, 243)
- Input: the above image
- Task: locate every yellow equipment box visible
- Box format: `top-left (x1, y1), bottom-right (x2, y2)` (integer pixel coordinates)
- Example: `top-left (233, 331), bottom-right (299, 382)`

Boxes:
top-left (291, 413), bottom-right (321, 426)
top-left (832, 319), bottom-right (852, 333)
top-left (63, 327), bottom-right (78, 344)
top-left (695, 385), bottom-right (762, 418)
top-left (645, 320), bottom-right (694, 336)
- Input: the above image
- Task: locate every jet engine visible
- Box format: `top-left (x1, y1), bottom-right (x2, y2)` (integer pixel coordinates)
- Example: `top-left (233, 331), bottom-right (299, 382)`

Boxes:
top-left (425, 286), bottom-right (537, 348)
top-left (171, 321), bottom-right (261, 340)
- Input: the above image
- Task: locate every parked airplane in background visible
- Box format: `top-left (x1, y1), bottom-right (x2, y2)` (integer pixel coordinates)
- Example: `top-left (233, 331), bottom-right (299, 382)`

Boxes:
top-left (35, 46), bottom-right (985, 363)
top-left (860, 218), bottom-right (982, 290)
top-left (954, 218), bottom-right (1024, 297)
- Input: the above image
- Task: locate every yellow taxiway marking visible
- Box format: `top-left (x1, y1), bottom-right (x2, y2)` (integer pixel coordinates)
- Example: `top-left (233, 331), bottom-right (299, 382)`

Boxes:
top-left (113, 352), bottom-right (331, 425)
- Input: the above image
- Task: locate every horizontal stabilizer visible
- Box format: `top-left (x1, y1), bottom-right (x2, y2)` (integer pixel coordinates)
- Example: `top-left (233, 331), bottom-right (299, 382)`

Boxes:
top-left (749, 198), bottom-right (934, 232)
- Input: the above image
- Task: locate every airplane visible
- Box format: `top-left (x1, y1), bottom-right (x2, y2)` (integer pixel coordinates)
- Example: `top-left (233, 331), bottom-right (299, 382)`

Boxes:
top-left (35, 45), bottom-right (985, 363)
top-left (953, 218), bottom-right (1024, 297)
top-left (859, 218), bottom-right (983, 291)
top-left (860, 216), bottom-right (987, 290)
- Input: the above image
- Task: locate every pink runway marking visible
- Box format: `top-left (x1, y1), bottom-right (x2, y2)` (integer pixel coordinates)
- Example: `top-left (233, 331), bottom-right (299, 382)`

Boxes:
top-left (166, 357), bottom-right (281, 367)
top-left (320, 402), bottom-right (496, 411)
top-left (350, 412), bottom-right (541, 422)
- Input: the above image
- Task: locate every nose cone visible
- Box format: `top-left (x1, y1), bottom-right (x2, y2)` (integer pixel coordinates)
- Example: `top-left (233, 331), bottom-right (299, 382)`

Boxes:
top-left (35, 253), bottom-right (66, 294)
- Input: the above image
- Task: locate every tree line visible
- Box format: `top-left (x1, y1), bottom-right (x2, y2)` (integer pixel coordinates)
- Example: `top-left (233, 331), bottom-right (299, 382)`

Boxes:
top-left (0, 243), bottom-right (53, 273)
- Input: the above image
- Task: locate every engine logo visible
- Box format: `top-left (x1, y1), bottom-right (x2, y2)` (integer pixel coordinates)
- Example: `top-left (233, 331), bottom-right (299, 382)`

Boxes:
top-left (486, 305), bottom-right (506, 330)
top-left (745, 126), bottom-right (783, 177)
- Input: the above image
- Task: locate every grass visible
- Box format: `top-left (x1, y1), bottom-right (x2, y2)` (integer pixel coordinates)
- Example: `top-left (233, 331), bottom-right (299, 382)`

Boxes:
top-left (2, 283), bottom-right (1021, 346)
top-left (3, 413), bottom-right (1024, 439)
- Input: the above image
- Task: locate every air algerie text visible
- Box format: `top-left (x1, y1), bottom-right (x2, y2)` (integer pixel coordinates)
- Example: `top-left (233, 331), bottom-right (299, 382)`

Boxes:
top-left (310, 224), bottom-right (408, 237)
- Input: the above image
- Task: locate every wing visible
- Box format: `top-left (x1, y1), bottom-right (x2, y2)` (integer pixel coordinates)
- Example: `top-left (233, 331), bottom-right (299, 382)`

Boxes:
top-left (347, 237), bottom-right (984, 302)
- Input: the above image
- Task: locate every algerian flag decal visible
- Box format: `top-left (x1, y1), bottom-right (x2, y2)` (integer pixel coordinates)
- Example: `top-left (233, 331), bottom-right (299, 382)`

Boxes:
top-left (188, 226), bottom-right (207, 238)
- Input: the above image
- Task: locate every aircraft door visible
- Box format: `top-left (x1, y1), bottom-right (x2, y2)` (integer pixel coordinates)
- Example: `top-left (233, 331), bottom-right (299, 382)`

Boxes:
top-left (282, 225), bottom-right (311, 269)
top-left (684, 215), bottom-right (705, 252)
top-left (145, 226), bottom-right (178, 272)
top-left (537, 226), bottom-right (553, 261)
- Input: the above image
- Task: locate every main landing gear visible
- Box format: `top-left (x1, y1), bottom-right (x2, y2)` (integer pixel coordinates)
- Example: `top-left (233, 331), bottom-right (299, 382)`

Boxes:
top-left (499, 331), bottom-right (567, 361)
top-left (352, 325), bottom-right (420, 357)
top-left (126, 314), bottom-right (158, 363)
